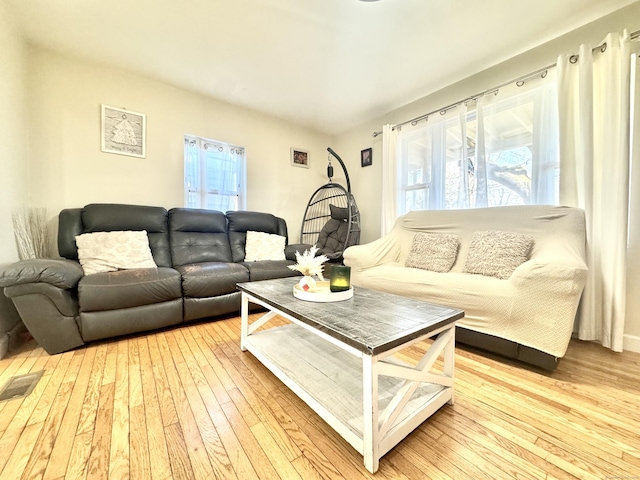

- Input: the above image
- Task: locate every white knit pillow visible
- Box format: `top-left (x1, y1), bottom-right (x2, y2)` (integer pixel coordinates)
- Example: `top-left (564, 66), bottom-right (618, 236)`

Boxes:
top-left (405, 232), bottom-right (460, 273)
top-left (464, 230), bottom-right (534, 279)
top-left (244, 231), bottom-right (286, 261)
top-left (75, 230), bottom-right (157, 275)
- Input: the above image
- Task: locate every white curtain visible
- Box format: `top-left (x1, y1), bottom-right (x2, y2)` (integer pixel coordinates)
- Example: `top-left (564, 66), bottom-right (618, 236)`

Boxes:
top-left (184, 135), bottom-right (246, 211)
top-left (557, 30), bottom-right (632, 351)
top-left (380, 124), bottom-right (399, 235)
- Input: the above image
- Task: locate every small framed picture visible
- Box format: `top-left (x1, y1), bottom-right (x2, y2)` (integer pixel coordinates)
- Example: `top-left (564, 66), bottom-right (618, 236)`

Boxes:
top-left (291, 148), bottom-right (309, 168)
top-left (361, 147), bottom-right (372, 167)
top-left (101, 105), bottom-right (146, 158)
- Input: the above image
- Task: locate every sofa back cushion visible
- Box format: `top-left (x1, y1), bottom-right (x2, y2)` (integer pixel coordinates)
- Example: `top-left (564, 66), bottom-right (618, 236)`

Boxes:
top-left (82, 204), bottom-right (172, 267)
top-left (58, 208), bottom-right (83, 260)
top-left (393, 205), bottom-right (586, 273)
top-left (59, 204), bottom-right (172, 267)
top-left (168, 208), bottom-right (232, 266)
top-left (226, 211), bottom-right (288, 262)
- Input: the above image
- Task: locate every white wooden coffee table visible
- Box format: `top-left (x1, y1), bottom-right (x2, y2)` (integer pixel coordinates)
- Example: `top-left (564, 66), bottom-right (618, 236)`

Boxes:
top-left (238, 277), bottom-right (464, 473)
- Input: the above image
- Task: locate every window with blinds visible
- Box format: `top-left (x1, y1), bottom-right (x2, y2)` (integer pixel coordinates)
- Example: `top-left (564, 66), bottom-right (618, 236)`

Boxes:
top-left (184, 135), bottom-right (246, 211)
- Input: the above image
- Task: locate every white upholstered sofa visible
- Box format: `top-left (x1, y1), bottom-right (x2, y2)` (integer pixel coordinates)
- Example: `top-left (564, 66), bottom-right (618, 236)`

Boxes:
top-left (343, 205), bottom-right (588, 370)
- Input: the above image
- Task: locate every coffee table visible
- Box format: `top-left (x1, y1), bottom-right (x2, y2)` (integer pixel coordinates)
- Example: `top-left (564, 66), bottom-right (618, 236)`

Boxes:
top-left (238, 277), bottom-right (464, 473)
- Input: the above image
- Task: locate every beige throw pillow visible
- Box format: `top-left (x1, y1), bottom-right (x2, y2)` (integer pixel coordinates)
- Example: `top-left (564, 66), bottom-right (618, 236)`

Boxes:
top-left (405, 232), bottom-right (460, 273)
top-left (75, 230), bottom-right (157, 275)
top-left (464, 230), bottom-right (534, 279)
top-left (244, 231), bottom-right (286, 261)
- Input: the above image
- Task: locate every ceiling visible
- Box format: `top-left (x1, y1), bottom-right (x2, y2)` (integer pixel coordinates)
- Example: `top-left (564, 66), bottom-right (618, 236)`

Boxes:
top-left (6, 0), bottom-right (638, 135)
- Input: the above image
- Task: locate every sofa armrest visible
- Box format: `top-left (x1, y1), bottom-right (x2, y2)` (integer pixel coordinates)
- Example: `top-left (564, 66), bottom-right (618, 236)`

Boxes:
top-left (507, 259), bottom-right (588, 358)
top-left (343, 234), bottom-right (401, 270)
top-left (510, 256), bottom-right (588, 288)
top-left (0, 259), bottom-right (84, 290)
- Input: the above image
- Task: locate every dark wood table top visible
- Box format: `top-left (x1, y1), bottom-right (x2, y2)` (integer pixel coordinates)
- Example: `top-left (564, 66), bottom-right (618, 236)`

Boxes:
top-left (237, 277), bottom-right (464, 355)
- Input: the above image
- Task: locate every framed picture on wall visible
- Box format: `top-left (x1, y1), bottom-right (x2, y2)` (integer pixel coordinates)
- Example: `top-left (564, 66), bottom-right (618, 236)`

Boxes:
top-left (101, 105), bottom-right (146, 158)
top-left (291, 148), bottom-right (309, 168)
top-left (361, 147), bottom-right (372, 167)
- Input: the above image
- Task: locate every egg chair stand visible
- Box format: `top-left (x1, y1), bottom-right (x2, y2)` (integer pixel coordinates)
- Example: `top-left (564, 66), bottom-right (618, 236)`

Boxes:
top-left (299, 147), bottom-right (361, 263)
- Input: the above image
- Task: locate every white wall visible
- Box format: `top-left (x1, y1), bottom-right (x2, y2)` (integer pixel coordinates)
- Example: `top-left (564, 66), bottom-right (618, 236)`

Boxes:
top-left (0, 1), bottom-right (27, 264)
top-left (27, 47), bottom-right (334, 244)
top-left (0, 0), bottom-right (27, 355)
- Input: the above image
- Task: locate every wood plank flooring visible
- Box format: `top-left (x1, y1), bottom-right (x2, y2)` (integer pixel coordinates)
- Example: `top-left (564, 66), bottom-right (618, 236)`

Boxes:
top-left (0, 314), bottom-right (639, 479)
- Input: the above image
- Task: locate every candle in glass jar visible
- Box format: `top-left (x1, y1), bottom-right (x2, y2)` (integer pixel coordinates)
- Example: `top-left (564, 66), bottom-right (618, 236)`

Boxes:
top-left (330, 265), bottom-right (351, 292)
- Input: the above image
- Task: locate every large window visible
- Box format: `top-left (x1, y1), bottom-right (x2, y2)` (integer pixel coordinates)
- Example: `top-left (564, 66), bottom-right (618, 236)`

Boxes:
top-left (184, 135), bottom-right (246, 211)
top-left (397, 77), bottom-right (559, 215)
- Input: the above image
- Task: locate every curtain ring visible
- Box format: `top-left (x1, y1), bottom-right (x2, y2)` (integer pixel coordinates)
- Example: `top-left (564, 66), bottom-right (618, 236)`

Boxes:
top-left (516, 80), bottom-right (525, 87)
top-left (440, 110), bottom-right (446, 116)
top-left (541, 70), bottom-right (548, 79)
top-left (411, 120), bottom-right (418, 126)
top-left (600, 42), bottom-right (607, 53)
top-left (569, 54), bottom-right (579, 64)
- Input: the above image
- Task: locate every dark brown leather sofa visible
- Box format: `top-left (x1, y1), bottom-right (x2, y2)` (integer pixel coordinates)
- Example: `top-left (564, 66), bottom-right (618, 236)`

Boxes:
top-left (0, 204), bottom-right (303, 355)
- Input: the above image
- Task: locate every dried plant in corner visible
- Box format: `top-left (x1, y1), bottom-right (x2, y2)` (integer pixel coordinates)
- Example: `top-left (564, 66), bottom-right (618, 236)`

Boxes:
top-left (12, 207), bottom-right (49, 260)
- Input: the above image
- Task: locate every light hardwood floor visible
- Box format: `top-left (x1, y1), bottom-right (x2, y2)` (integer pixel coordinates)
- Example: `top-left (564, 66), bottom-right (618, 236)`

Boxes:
top-left (0, 314), bottom-right (639, 480)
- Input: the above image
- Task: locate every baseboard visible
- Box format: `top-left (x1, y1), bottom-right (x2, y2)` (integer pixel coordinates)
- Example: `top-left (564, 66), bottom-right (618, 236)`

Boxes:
top-left (623, 334), bottom-right (640, 353)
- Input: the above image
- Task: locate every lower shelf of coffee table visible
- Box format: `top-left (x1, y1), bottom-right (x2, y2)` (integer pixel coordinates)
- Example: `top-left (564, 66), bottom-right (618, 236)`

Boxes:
top-left (243, 323), bottom-right (448, 452)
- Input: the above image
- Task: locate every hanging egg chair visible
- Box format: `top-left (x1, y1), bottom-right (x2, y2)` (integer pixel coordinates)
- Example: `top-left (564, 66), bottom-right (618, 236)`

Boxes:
top-left (299, 147), bottom-right (361, 262)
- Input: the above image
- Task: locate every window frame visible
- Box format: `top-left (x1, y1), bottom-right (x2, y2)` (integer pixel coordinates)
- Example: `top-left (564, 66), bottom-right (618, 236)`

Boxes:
top-left (396, 78), bottom-right (559, 215)
top-left (184, 135), bottom-right (247, 211)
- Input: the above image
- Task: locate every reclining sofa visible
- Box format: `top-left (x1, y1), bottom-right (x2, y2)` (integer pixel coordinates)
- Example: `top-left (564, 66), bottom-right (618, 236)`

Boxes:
top-left (344, 205), bottom-right (588, 370)
top-left (0, 204), bottom-right (302, 355)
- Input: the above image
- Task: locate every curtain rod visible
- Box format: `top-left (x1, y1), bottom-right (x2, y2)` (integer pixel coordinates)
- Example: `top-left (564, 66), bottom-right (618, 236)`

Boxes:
top-left (372, 28), bottom-right (640, 138)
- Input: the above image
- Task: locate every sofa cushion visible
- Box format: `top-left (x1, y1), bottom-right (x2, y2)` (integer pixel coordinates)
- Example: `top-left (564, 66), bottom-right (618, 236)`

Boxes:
top-left (78, 267), bottom-right (181, 312)
top-left (169, 208), bottom-right (233, 266)
top-left (76, 230), bottom-right (157, 275)
top-left (244, 231), bottom-right (286, 261)
top-left (330, 204), bottom-right (349, 221)
top-left (177, 262), bottom-right (249, 298)
top-left (81, 204), bottom-right (172, 267)
top-left (405, 232), bottom-right (459, 273)
top-left (317, 219), bottom-right (349, 257)
top-left (464, 230), bottom-right (534, 279)
top-left (227, 211), bottom-right (287, 262)
top-left (239, 260), bottom-right (300, 282)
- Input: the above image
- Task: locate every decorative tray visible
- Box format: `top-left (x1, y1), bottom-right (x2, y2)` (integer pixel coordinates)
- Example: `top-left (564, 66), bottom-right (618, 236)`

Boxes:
top-left (293, 281), bottom-right (354, 302)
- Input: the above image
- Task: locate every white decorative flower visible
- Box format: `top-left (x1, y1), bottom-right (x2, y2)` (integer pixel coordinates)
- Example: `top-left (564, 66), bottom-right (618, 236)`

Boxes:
top-left (288, 245), bottom-right (330, 279)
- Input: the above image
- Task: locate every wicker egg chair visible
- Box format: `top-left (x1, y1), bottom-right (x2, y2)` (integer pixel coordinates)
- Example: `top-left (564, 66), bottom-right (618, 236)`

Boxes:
top-left (299, 148), bottom-right (361, 262)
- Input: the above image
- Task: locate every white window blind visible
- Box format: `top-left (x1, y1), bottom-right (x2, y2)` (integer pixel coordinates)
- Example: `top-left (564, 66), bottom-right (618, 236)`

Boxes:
top-left (184, 135), bottom-right (246, 211)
